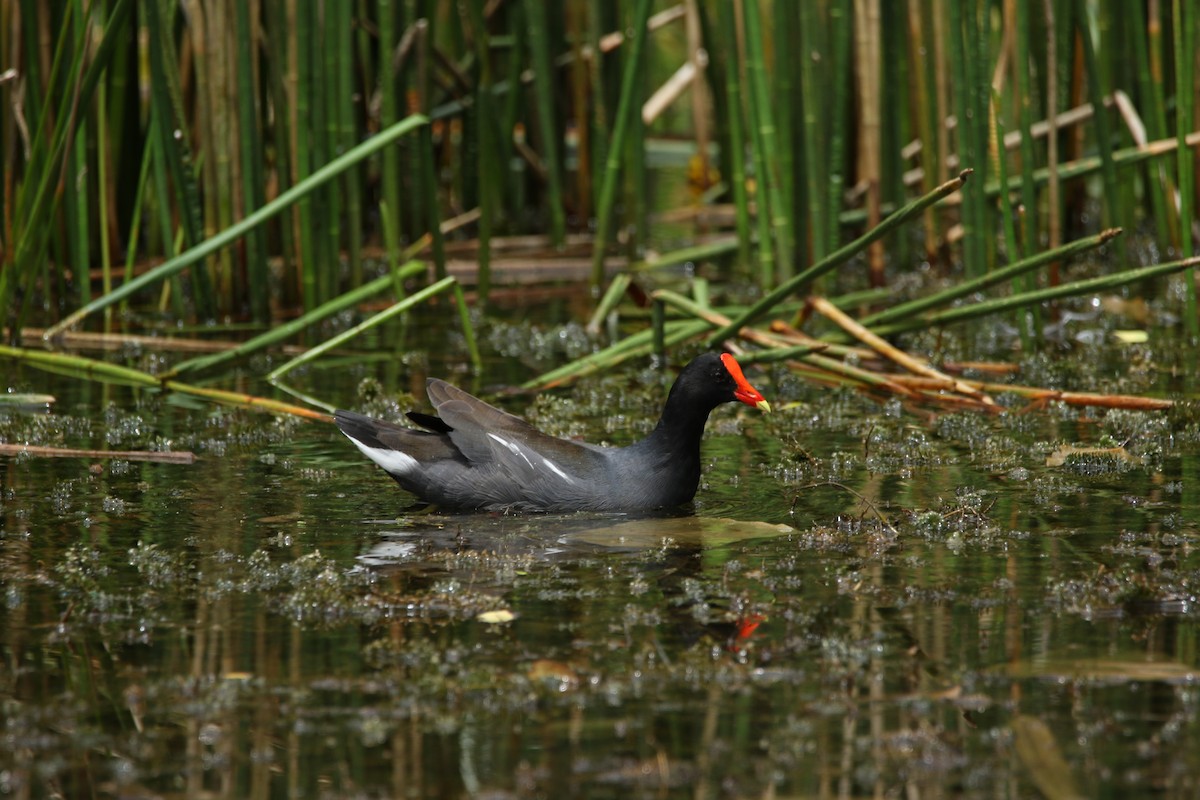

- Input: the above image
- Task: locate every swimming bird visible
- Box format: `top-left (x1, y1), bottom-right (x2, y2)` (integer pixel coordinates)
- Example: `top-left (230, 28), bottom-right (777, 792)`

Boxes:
top-left (334, 352), bottom-right (770, 512)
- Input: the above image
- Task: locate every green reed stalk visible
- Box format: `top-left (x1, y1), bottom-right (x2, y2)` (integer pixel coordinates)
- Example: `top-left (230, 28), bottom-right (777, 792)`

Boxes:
top-left (464, 0), bottom-right (496, 307)
top-left (295, 0), bottom-right (319, 308)
top-left (947, 1), bottom-right (981, 276)
top-left (695, 2), bottom-right (725, 201)
top-left (14, 0), bottom-right (45, 141)
top-left (826, 0), bottom-right (852, 255)
top-left (1151, 2), bottom-right (1180, 245)
top-left (1074, 0), bottom-right (1120, 229)
top-left (907, 0), bottom-right (938, 258)
top-left (335, 0), bottom-right (363, 289)
top-left (1043, 0), bottom-right (1065, 256)
top-left (883, 3), bottom-right (912, 272)
top-left (3, 0), bottom-right (86, 326)
top-left (206, 1), bottom-right (237, 308)
top-left (314, 1), bottom-right (338, 305)
top-left (625, 58), bottom-right (647, 264)
top-left (96, 78), bottom-right (112, 328)
top-left (0, 343), bottom-right (162, 388)
top-left (523, 319), bottom-right (713, 390)
top-left (651, 298), bottom-right (665, 364)
top-left (1013, 0), bottom-right (1039, 257)
top-left (742, 0), bottom-right (792, 283)
top-left (631, 238), bottom-right (739, 272)
top-left (980, 133), bottom-right (1200, 196)
top-left (379, 201), bottom-right (404, 284)
top-left (235, 0), bottom-right (269, 322)
top-left (742, 47), bottom-right (775, 287)
top-left (146, 0), bottom-right (214, 317)
top-left (269, 276), bottom-right (459, 380)
top-left (865, 256), bottom-right (1200, 337)
top-left (502, 17), bottom-right (526, 202)
top-left (622, 0), bottom-right (648, 261)
top-left (773, 1), bottom-right (798, 268)
top-left (708, 171), bottom-right (970, 345)
top-left (651, 289), bottom-right (720, 326)
top-left (16, 0), bottom-right (137, 327)
top-left (169, 261), bottom-right (426, 377)
top-left (586, 273), bottom-right (632, 335)
top-left (969, 0), bottom-right (991, 274)
top-left (1129, 0), bottom-right (1173, 246)
top-left (381, 197), bottom-right (411, 345)
top-left (798, 1), bottom-right (827, 262)
top-left (452, 281), bottom-right (482, 373)
top-left (45, 115), bottom-right (430, 337)
top-left (120, 128), bottom-right (156, 320)
top-left (586, 1), bottom-right (611, 217)
top-left (590, 0), bottom-right (653, 288)
top-left (735, 344), bottom-right (826, 366)
top-left (1174, 0), bottom-right (1197, 336)
top-left (379, 0), bottom-right (403, 273)
top-left (524, 0), bottom-right (565, 246)
top-left (1013, 0), bottom-right (1043, 341)
top-left (990, 92), bottom-right (1034, 350)
top-left (102, 2), bottom-right (130, 214)
top-left (990, 99), bottom-right (1019, 265)
top-left (566, 0), bottom-right (592, 221)
top-left (67, 0), bottom-right (91, 309)
top-left (715, 0), bottom-right (752, 273)
top-left (261, 0), bottom-right (297, 306)
top-left (413, 20), bottom-right (446, 280)
top-left (147, 112), bottom-right (187, 321)
top-left (861, 228), bottom-right (1122, 329)
top-left (67, 101), bottom-right (91, 310)
top-left (0, 341), bottom-right (333, 420)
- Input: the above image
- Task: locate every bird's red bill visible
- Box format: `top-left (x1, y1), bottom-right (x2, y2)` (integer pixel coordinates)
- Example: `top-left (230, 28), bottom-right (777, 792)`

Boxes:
top-left (721, 353), bottom-right (770, 411)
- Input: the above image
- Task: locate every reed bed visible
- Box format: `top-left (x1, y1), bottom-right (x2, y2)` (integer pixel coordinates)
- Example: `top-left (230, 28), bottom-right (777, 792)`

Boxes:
top-left (1, 1), bottom-right (1198, 418)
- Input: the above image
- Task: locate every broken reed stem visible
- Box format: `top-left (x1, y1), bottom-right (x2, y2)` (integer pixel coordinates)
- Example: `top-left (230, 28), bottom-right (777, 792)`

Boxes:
top-left (890, 375), bottom-right (1173, 411)
top-left (0, 343), bottom-right (331, 422)
top-left (651, 288), bottom-right (910, 396)
top-left (586, 273), bottom-right (632, 336)
top-left (267, 276), bottom-right (459, 381)
top-left (162, 381), bottom-right (333, 422)
top-left (0, 444), bottom-right (197, 464)
top-left (167, 260), bottom-right (426, 377)
top-left (807, 295), bottom-right (995, 405)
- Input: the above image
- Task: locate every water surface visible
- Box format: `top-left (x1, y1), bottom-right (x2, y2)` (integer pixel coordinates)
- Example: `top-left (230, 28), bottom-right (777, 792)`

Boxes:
top-left (2, 335), bottom-right (1199, 798)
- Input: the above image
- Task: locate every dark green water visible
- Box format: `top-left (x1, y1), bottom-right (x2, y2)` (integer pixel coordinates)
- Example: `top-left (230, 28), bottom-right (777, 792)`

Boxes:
top-left (3, 330), bottom-right (1200, 799)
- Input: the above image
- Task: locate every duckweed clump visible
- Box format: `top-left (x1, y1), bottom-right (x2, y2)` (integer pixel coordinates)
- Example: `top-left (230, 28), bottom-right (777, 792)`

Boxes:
top-left (863, 423), bottom-right (945, 474)
top-left (1058, 448), bottom-right (1140, 477)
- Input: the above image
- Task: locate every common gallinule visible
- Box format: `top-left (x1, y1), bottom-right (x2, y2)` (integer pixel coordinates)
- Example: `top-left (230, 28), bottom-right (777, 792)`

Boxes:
top-left (334, 352), bottom-right (770, 512)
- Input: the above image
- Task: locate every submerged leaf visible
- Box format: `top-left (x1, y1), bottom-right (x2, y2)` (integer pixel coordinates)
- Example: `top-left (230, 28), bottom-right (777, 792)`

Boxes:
top-left (1011, 715), bottom-right (1084, 800)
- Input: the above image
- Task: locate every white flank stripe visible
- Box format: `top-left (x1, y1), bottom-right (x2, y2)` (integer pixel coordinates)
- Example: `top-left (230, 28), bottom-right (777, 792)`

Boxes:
top-left (541, 457), bottom-right (575, 484)
top-left (347, 436), bottom-right (419, 475)
top-left (487, 432), bottom-right (534, 469)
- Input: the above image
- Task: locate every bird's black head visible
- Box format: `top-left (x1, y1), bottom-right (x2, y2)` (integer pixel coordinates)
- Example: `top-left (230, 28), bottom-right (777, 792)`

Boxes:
top-left (670, 352), bottom-right (771, 412)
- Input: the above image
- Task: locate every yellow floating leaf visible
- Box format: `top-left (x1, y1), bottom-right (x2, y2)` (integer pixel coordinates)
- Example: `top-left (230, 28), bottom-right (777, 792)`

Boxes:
top-left (1113, 329), bottom-right (1149, 344)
